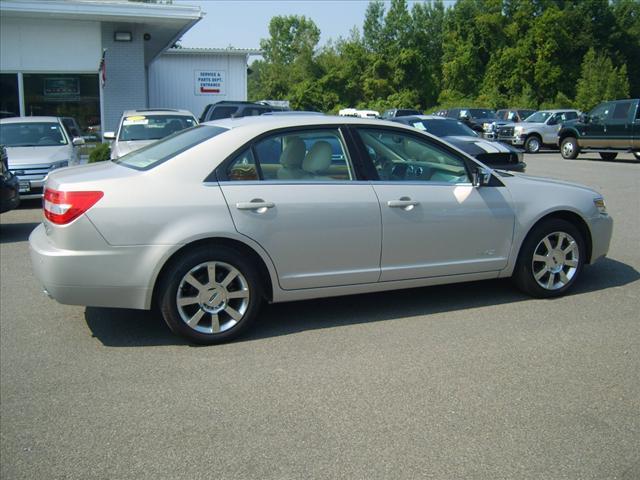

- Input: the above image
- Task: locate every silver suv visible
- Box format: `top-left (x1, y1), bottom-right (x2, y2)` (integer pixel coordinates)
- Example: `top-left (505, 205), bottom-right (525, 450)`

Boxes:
top-left (497, 110), bottom-right (581, 153)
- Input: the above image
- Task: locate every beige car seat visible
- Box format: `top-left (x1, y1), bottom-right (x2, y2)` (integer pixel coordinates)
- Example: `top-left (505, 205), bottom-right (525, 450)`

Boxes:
top-left (277, 136), bottom-right (307, 179)
top-left (302, 141), bottom-right (333, 180)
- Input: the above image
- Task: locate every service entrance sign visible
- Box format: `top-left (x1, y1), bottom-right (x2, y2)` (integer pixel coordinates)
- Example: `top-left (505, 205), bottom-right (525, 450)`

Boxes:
top-left (195, 70), bottom-right (225, 95)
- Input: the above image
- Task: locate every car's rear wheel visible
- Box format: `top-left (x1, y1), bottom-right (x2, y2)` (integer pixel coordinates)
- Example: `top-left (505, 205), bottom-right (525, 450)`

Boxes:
top-left (524, 135), bottom-right (542, 154)
top-left (159, 246), bottom-right (263, 344)
top-left (599, 152), bottom-right (618, 161)
top-left (560, 137), bottom-right (579, 159)
top-left (513, 219), bottom-right (585, 298)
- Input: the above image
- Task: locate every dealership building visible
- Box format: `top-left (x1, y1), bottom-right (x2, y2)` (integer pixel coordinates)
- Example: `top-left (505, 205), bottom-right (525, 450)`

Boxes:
top-left (0, 0), bottom-right (258, 133)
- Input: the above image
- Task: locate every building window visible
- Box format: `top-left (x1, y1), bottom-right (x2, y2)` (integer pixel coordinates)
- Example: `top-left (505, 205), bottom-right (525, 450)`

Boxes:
top-left (0, 74), bottom-right (19, 118)
top-left (22, 73), bottom-right (100, 135)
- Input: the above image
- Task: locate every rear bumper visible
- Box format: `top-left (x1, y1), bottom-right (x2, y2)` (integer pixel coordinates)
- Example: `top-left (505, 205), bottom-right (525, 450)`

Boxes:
top-left (29, 223), bottom-right (171, 310)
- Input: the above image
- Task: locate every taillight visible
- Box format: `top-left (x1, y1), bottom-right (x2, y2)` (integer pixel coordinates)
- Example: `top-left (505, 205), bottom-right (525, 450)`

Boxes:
top-left (43, 188), bottom-right (103, 225)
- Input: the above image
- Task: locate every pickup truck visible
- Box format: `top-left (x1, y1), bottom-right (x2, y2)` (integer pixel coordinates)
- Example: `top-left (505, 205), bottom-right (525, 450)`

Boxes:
top-left (558, 98), bottom-right (640, 161)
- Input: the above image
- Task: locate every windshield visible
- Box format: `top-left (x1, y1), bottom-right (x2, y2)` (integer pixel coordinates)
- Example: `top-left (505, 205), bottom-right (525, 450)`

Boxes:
top-left (118, 115), bottom-right (197, 141)
top-left (461, 109), bottom-right (496, 119)
top-left (411, 119), bottom-right (478, 138)
top-left (115, 125), bottom-right (227, 170)
top-left (524, 111), bottom-right (552, 123)
top-left (0, 122), bottom-right (67, 147)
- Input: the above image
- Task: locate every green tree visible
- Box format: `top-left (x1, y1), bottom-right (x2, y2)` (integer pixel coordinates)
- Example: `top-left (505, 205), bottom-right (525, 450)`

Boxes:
top-left (575, 48), bottom-right (629, 111)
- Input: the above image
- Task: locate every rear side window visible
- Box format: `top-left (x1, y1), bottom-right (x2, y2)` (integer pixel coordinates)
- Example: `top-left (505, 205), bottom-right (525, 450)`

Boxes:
top-left (225, 129), bottom-right (353, 182)
top-left (116, 125), bottom-right (227, 170)
top-left (612, 102), bottom-right (632, 120)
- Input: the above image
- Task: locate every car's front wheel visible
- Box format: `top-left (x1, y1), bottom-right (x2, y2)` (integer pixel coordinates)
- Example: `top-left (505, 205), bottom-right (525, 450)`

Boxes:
top-left (560, 137), bottom-right (579, 159)
top-left (513, 219), bottom-right (585, 298)
top-left (524, 135), bottom-right (542, 154)
top-left (159, 245), bottom-right (263, 344)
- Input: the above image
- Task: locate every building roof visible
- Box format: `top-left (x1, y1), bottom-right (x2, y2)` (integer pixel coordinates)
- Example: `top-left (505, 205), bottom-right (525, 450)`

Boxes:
top-left (164, 47), bottom-right (262, 56)
top-left (0, 0), bottom-right (204, 63)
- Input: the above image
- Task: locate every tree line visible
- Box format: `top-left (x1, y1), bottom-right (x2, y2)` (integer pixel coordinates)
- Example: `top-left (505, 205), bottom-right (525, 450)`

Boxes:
top-left (248, 0), bottom-right (639, 113)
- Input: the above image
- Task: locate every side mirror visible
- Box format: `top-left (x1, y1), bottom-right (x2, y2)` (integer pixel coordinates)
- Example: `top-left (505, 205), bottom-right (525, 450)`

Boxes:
top-left (460, 115), bottom-right (470, 122)
top-left (103, 131), bottom-right (115, 140)
top-left (72, 136), bottom-right (85, 146)
top-left (579, 114), bottom-right (590, 124)
top-left (547, 118), bottom-right (557, 126)
top-left (472, 167), bottom-right (493, 187)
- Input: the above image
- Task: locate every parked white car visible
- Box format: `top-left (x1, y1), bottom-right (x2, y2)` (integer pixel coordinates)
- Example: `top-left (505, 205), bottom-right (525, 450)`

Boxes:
top-left (496, 110), bottom-right (581, 153)
top-left (104, 109), bottom-right (197, 159)
top-left (0, 116), bottom-right (84, 199)
top-left (338, 108), bottom-right (380, 119)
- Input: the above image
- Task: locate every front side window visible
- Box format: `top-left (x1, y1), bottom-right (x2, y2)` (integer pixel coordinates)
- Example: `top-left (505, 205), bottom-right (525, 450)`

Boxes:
top-left (524, 111), bottom-right (552, 123)
top-left (0, 122), bottom-right (67, 147)
top-left (116, 125), bottom-right (226, 170)
top-left (590, 103), bottom-right (612, 122)
top-left (226, 129), bottom-right (353, 182)
top-left (356, 128), bottom-right (470, 183)
top-left (118, 115), bottom-right (197, 141)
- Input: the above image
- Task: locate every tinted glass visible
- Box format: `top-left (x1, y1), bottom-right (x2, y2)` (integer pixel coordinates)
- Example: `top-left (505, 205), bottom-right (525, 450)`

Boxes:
top-left (462, 109), bottom-right (496, 119)
top-left (410, 119), bottom-right (478, 137)
top-left (116, 125), bottom-right (227, 170)
top-left (612, 101), bottom-right (632, 120)
top-left (0, 122), bottom-right (67, 146)
top-left (357, 128), bottom-right (470, 183)
top-left (251, 129), bottom-right (353, 181)
top-left (209, 106), bottom-right (238, 120)
top-left (119, 114), bottom-right (196, 141)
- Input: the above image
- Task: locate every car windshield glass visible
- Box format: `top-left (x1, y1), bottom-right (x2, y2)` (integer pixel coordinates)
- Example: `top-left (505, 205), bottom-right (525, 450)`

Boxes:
top-left (118, 115), bottom-right (197, 141)
top-left (467, 109), bottom-right (496, 119)
top-left (411, 119), bottom-right (478, 137)
top-left (518, 110), bottom-right (536, 119)
top-left (524, 111), bottom-right (552, 123)
top-left (0, 122), bottom-right (67, 147)
top-left (209, 106), bottom-right (239, 120)
top-left (115, 125), bottom-right (227, 170)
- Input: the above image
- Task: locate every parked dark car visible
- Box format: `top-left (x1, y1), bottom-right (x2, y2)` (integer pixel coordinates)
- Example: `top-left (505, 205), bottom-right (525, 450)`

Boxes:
top-left (381, 108), bottom-right (422, 119)
top-left (0, 145), bottom-right (20, 213)
top-left (199, 101), bottom-right (289, 122)
top-left (445, 107), bottom-right (497, 134)
top-left (558, 98), bottom-right (640, 161)
top-left (392, 115), bottom-right (526, 172)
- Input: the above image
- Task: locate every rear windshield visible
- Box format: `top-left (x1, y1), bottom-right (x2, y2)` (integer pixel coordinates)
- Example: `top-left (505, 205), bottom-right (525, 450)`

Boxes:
top-left (115, 125), bottom-right (227, 170)
top-left (0, 122), bottom-right (67, 147)
top-left (118, 114), bottom-right (197, 141)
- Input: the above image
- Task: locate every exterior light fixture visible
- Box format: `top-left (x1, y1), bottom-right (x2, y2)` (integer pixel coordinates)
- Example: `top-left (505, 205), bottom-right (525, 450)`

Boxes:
top-left (114, 31), bottom-right (132, 42)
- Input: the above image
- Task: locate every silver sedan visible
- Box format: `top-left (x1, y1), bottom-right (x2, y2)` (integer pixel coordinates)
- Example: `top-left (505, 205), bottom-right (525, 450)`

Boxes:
top-left (29, 116), bottom-right (613, 344)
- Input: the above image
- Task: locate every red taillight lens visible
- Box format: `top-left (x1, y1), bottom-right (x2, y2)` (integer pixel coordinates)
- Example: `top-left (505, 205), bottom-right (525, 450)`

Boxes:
top-left (43, 188), bottom-right (104, 225)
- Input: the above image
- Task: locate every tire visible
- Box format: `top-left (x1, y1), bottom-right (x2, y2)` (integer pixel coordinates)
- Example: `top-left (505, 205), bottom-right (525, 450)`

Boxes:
top-left (634, 152), bottom-right (640, 161)
top-left (158, 245), bottom-right (263, 344)
top-left (560, 137), bottom-right (579, 159)
top-left (524, 135), bottom-right (542, 154)
top-left (599, 152), bottom-right (618, 161)
top-left (513, 219), bottom-right (585, 298)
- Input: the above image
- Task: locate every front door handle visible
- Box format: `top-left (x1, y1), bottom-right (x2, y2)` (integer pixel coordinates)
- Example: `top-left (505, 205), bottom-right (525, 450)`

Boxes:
top-left (236, 199), bottom-right (275, 213)
top-left (387, 198), bottom-right (419, 210)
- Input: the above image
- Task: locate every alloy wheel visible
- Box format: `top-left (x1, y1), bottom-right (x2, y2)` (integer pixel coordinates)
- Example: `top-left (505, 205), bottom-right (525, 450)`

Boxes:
top-left (176, 261), bottom-right (250, 334)
top-left (531, 231), bottom-right (580, 290)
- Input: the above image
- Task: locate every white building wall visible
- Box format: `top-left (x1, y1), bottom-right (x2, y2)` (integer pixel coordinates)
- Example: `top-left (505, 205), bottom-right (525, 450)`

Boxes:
top-left (0, 17), bottom-right (101, 72)
top-left (148, 53), bottom-right (247, 119)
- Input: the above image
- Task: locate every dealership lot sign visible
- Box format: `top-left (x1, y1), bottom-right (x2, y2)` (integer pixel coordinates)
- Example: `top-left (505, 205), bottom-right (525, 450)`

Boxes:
top-left (195, 70), bottom-right (225, 95)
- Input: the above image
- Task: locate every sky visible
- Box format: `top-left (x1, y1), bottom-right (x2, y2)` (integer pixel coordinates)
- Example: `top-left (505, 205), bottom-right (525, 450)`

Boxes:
top-left (176, 1), bottom-right (442, 51)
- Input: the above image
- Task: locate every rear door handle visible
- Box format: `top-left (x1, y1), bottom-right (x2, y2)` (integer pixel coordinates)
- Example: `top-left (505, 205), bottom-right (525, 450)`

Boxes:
top-left (236, 200), bottom-right (275, 212)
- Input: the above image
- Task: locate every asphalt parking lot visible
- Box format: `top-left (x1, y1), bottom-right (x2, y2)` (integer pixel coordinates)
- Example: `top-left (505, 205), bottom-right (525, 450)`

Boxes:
top-left (1, 152), bottom-right (639, 479)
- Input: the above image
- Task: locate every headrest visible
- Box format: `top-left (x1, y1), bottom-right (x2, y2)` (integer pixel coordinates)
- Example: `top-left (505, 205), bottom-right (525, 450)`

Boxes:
top-left (279, 136), bottom-right (306, 168)
top-left (302, 141), bottom-right (332, 174)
